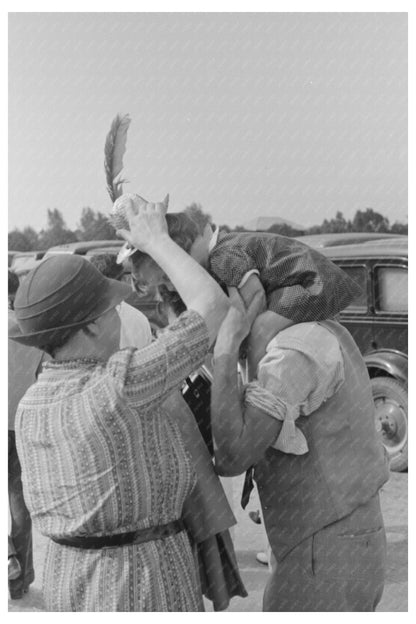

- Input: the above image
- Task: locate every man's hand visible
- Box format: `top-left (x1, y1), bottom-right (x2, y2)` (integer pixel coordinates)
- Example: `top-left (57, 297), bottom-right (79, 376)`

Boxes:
top-left (239, 274), bottom-right (266, 312)
top-left (214, 287), bottom-right (264, 357)
top-left (116, 194), bottom-right (169, 253)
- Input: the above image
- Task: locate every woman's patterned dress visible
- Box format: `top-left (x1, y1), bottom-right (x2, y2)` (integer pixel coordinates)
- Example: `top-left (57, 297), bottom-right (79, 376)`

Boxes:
top-left (15, 311), bottom-right (209, 611)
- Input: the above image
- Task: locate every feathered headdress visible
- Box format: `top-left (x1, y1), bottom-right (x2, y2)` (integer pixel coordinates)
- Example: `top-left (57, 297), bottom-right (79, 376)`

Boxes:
top-left (104, 113), bottom-right (169, 264)
top-left (104, 113), bottom-right (131, 203)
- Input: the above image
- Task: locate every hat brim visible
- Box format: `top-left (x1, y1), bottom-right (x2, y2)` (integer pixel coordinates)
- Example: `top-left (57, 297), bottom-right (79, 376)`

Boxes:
top-left (9, 278), bottom-right (131, 348)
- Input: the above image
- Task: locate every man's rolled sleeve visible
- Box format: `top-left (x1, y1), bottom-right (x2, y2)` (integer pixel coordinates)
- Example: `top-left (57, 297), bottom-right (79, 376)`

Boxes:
top-left (252, 323), bottom-right (345, 453)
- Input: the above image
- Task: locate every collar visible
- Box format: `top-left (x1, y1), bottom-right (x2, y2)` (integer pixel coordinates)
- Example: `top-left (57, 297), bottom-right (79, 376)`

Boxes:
top-left (208, 227), bottom-right (220, 253)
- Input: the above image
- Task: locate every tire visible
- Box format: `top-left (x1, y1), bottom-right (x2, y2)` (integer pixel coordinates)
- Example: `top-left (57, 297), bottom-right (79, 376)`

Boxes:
top-left (371, 377), bottom-right (408, 472)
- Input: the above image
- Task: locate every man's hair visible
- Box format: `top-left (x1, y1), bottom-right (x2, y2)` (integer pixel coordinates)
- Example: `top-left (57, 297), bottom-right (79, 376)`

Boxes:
top-left (128, 208), bottom-right (213, 316)
top-left (8, 269), bottom-right (19, 297)
top-left (158, 284), bottom-right (186, 317)
top-left (166, 212), bottom-right (201, 252)
top-left (89, 254), bottom-right (124, 281)
top-left (184, 204), bottom-right (213, 236)
top-left (42, 324), bottom-right (95, 358)
top-left (130, 212), bottom-right (200, 270)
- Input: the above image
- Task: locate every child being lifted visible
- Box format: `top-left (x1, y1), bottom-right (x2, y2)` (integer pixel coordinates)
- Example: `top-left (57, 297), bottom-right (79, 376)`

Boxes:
top-left (112, 193), bottom-right (361, 343)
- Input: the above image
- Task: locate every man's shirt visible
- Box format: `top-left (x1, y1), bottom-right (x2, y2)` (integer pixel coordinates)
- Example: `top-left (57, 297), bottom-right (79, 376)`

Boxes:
top-left (244, 322), bottom-right (345, 454)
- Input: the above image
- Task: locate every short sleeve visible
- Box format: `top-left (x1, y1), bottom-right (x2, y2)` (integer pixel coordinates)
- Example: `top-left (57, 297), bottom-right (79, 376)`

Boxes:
top-left (106, 309), bottom-right (209, 408)
top-left (251, 323), bottom-right (345, 453)
top-left (257, 323), bottom-right (345, 417)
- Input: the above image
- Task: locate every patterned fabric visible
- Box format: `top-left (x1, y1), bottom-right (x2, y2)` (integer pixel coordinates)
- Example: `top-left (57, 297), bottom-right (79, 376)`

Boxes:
top-left (164, 391), bottom-right (247, 611)
top-left (209, 231), bottom-right (363, 322)
top-left (243, 322), bottom-right (345, 454)
top-left (15, 310), bottom-right (209, 612)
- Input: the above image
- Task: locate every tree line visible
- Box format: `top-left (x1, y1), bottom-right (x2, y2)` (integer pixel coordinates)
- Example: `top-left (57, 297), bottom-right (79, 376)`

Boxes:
top-left (8, 208), bottom-right (118, 252)
top-left (8, 205), bottom-right (407, 252)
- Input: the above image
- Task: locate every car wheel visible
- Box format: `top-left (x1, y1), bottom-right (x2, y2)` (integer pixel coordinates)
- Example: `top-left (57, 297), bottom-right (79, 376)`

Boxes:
top-left (371, 377), bottom-right (408, 472)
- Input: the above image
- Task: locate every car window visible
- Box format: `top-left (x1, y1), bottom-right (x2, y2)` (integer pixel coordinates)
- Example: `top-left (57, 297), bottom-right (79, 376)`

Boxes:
top-left (12, 256), bottom-right (37, 272)
top-left (339, 265), bottom-right (368, 311)
top-left (376, 266), bottom-right (408, 313)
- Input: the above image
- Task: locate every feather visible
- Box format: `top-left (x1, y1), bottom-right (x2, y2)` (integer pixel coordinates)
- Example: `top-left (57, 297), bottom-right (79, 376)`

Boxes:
top-left (104, 113), bottom-right (131, 202)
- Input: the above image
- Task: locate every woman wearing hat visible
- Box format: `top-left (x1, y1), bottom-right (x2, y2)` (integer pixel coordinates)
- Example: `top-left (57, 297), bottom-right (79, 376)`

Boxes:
top-left (10, 197), bottom-right (234, 612)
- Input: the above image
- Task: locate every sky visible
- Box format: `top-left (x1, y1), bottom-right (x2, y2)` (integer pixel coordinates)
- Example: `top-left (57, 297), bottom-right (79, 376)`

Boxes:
top-left (8, 12), bottom-right (408, 232)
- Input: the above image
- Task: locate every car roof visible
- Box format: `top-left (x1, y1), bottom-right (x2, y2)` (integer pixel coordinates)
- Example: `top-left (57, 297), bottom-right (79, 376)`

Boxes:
top-left (11, 251), bottom-right (46, 271)
top-left (85, 246), bottom-right (124, 257)
top-left (319, 237), bottom-right (408, 259)
top-left (295, 232), bottom-right (406, 248)
top-left (11, 250), bottom-right (46, 260)
top-left (44, 240), bottom-right (122, 257)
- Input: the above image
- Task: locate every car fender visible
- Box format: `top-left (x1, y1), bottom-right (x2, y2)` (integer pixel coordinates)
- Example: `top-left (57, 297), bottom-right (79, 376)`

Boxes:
top-left (364, 349), bottom-right (408, 385)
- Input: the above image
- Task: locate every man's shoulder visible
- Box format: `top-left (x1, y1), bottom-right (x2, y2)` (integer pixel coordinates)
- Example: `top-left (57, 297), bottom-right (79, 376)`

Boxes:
top-left (267, 321), bottom-right (341, 354)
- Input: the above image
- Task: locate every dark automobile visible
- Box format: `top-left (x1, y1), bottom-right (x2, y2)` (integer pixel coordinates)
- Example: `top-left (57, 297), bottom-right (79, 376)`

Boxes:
top-left (296, 232), bottom-right (405, 249)
top-left (8, 251), bottom-right (19, 267)
top-left (43, 240), bottom-right (123, 258)
top-left (10, 250), bottom-right (46, 276)
top-left (313, 237), bottom-right (408, 471)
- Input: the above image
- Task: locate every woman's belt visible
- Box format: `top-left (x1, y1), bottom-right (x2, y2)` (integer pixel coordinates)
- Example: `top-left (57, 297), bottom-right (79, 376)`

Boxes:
top-left (50, 519), bottom-right (185, 550)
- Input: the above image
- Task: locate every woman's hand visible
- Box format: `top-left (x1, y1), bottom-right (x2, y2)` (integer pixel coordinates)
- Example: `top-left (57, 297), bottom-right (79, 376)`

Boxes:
top-left (116, 194), bottom-right (170, 253)
top-left (214, 287), bottom-right (265, 356)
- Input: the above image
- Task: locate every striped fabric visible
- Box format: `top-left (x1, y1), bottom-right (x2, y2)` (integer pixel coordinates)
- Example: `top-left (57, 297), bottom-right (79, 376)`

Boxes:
top-left (209, 231), bottom-right (363, 322)
top-left (15, 310), bottom-right (209, 612)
